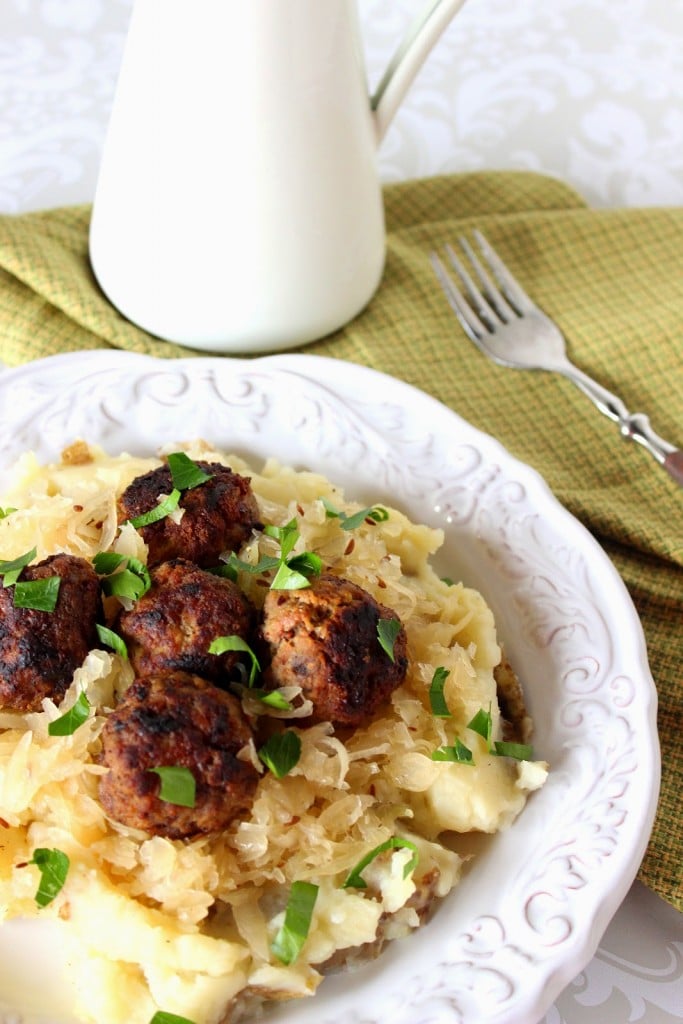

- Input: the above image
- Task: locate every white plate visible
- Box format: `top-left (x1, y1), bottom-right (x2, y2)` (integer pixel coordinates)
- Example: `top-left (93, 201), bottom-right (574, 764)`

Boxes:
top-left (0, 351), bottom-right (660, 1024)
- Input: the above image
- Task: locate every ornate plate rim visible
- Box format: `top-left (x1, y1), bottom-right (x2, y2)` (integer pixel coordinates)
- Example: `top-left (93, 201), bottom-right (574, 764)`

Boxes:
top-left (0, 350), bottom-right (660, 1024)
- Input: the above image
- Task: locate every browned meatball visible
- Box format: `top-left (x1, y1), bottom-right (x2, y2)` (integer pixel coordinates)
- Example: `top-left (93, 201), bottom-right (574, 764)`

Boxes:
top-left (118, 558), bottom-right (254, 683)
top-left (0, 553), bottom-right (101, 712)
top-left (117, 461), bottom-right (261, 567)
top-left (259, 573), bottom-right (408, 726)
top-left (99, 672), bottom-right (259, 838)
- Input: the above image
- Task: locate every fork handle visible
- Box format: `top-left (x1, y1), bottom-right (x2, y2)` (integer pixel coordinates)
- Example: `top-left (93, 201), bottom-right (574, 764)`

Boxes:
top-left (561, 364), bottom-right (683, 487)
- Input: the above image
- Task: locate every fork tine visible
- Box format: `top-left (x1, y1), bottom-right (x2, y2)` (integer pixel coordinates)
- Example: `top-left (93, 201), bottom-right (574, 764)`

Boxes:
top-left (429, 252), bottom-right (487, 342)
top-left (471, 230), bottom-right (535, 313)
top-left (444, 243), bottom-right (504, 330)
top-left (458, 235), bottom-right (517, 322)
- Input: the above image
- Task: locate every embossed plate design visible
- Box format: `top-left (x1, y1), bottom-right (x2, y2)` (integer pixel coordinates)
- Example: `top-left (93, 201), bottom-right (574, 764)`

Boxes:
top-left (0, 351), bottom-right (660, 1024)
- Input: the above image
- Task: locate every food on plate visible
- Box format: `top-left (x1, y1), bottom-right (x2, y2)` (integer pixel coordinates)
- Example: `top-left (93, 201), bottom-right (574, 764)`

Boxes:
top-left (0, 441), bottom-right (548, 1024)
top-left (99, 671), bottom-right (260, 839)
top-left (260, 571), bottom-right (408, 726)
top-left (118, 557), bottom-right (255, 682)
top-left (117, 458), bottom-right (262, 567)
top-left (0, 552), bottom-right (101, 712)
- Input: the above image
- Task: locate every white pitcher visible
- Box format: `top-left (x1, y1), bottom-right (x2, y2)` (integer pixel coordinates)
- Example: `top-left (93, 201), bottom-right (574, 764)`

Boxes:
top-left (89, 0), bottom-right (469, 353)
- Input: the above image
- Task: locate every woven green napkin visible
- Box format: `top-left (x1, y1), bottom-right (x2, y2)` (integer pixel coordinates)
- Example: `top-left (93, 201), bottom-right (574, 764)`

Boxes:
top-left (0, 171), bottom-right (681, 910)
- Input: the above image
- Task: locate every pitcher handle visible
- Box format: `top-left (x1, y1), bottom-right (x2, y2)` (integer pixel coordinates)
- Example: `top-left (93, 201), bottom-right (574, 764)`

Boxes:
top-left (370, 0), bottom-right (469, 143)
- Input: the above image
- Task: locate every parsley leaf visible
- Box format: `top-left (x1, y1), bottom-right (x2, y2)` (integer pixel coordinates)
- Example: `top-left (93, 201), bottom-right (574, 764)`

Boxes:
top-left (148, 766), bottom-right (196, 807)
top-left (128, 488), bottom-right (181, 528)
top-left (13, 575), bottom-right (61, 611)
top-left (428, 666), bottom-right (451, 717)
top-left (0, 547), bottom-right (36, 587)
top-left (48, 692), bottom-right (91, 736)
top-left (262, 520), bottom-right (321, 591)
top-left (166, 451), bottom-right (213, 491)
top-left (94, 552), bottom-right (151, 601)
top-left (95, 624), bottom-right (128, 659)
top-left (343, 837), bottom-right (419, 889)
top-left (494, 740), bottom-right (534, 760)
top-left (251, 689), bottom-right (293, 711)
top-left (217, 553), bottom-right (281, 578)
top-left (270, 562), bottom-right (313, 591)
top-left (467, 706), bottom-right (493, 747)
top-left (321, 498), bottom-right (389, 531)
top-left (377, 617), bottom-right (401, 662)
top-left (264, 520), bottom-right (299, 561)
top-left (271, 881), bottom-right (319, 965)
top-left (431, 739), bottom-right (474, 764)
top-left (258, 731), bottom-right (301, 778)
top-left (209, 635), bottom-right (260, 686)
top-left (28, 848), bottom-right (70, 907)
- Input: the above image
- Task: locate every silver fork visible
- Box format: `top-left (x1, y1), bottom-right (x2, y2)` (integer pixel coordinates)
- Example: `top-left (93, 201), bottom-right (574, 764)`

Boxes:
top-left (431, 230), bottom-right (683, 488)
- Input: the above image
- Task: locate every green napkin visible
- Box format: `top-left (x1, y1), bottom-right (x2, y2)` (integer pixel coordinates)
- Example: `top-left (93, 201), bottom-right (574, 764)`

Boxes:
top-left (0, 171), bottom-right (681, 910)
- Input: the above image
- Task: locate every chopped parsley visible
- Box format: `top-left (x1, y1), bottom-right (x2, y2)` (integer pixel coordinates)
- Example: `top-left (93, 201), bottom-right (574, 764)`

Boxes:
top-left (431, 739), bottom-right (474, 764)
top-left (223, 518), bottom-right (321, 592)
top-left (28, 847), bottom-right (70, 907)
top-left (270, 556), bottom-right (320, 591)
top-left (468, 706), bottom-right (533, 758)
top-left (95, 623), bottom-right (128, 659)
top-left (263, 520), bottom-right (299, 560)
top-left (494, 740), bottom-right (534, 760)
top-left (467, 706), bottom-right (493, 747)
top-left (212, 552), bottom-right (280, 581)
top-left (0, 549), bottom-right (61, 611)
top-left (376, 617), bottom-right (401, 662)
top-left (209, 635), bottom-right (260, 686)
top-left (428, 666), bottom-right (451, 717)
top-left (0, 547), bottom-right (36, 587)
top-left (148, 766), bottom-right (196, 807)
top-left (149, 1014), bottom-right (196, 1024)
top-left (262, 520), bottom-right (321, 590)
top-left (48, 691), bottom-right (91, 736)
top-left (166, 451), bottom-right (213, 491)
top-left (271, 880), bottom-right (319, 965)
top-left (431, 705), bottom-right (534, 765)
top-left (127, 488), bottom-right (181, 528)
top-left (251, 689), bottom-right (293, 711)
top-left (94, 551), bottom-right (151, 601)
top-left (258, 730), bottom-right (301, 778)
top-left (13, 575), bottom-right (61, 611)
top-left (321, 497), bottom-right (389, 531)
top-left (343, 837), bottom-right (419, 889)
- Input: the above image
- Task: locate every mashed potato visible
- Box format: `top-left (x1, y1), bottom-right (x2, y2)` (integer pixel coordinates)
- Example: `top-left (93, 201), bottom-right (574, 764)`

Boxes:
top-left (0, 441), bottom-right (547, 1024)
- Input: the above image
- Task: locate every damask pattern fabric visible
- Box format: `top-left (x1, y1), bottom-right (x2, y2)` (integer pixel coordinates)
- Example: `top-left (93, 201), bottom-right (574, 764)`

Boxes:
top-left (0, 170), bottom-right (681, 911)
top-left (2, 0), bottom-right (683, 213)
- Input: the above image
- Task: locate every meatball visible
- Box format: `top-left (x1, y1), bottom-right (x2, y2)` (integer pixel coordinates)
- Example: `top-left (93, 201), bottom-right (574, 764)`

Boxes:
top-left (118, 558), bottom-right (254, 684)
top-left (117, 461), bottom-right (261, 567)
top-left (0, 553), bottom-right (101, 712)
top-left (99, 672), bottom-right (259, 838)
top-left (259, 573), bottom-right (408, 726)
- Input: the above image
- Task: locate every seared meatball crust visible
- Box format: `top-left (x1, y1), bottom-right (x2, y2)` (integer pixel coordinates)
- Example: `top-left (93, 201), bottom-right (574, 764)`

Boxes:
top-left (99, 672), bottom-right (259, 838)
top-left (0, 553), bottom-right (101, 712)
top-left (259, 573), bottom-right (408, 727)
top-left (118, 558), bottom-right (254, 684)
top-left (117, 461), bottom-right (261, 567)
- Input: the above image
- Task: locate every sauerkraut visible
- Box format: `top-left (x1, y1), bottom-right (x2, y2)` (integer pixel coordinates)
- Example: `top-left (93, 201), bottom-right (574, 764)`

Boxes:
top-left (0, 441), bottom-right (548, 1024)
